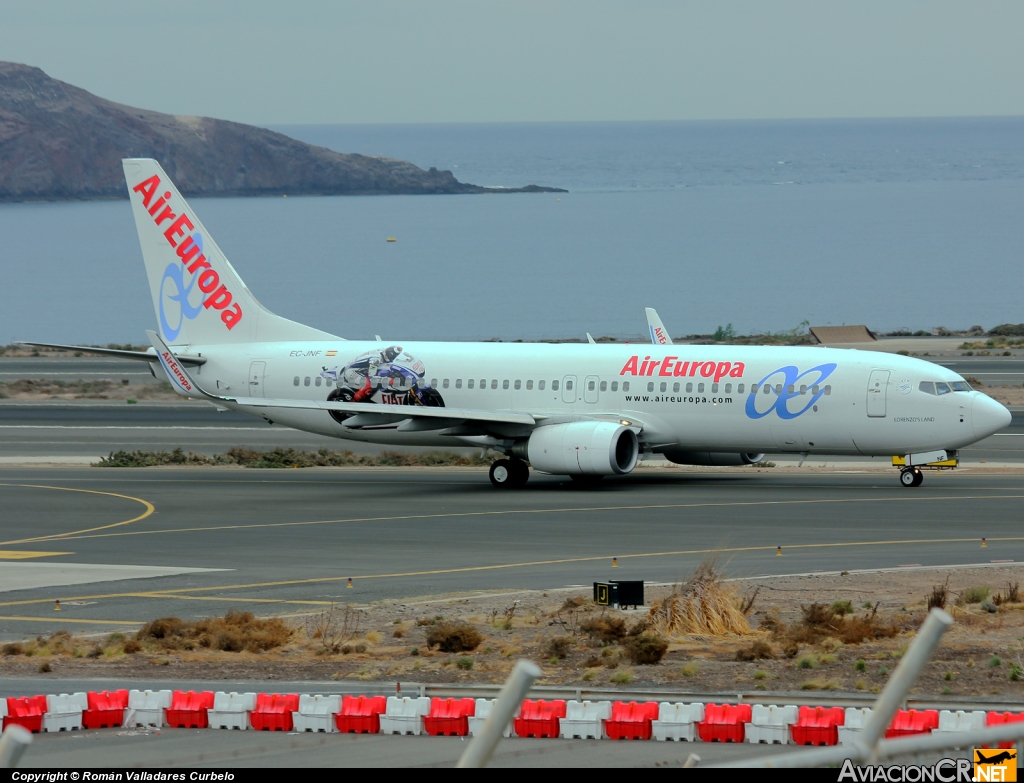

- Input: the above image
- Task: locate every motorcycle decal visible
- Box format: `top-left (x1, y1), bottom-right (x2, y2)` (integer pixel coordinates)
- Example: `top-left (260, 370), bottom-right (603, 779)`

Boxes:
top-left (320, 345), bottom-right (444, 424)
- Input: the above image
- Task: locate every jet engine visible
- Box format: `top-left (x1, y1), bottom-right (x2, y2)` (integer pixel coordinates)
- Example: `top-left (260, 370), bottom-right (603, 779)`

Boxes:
top-left (517, 422), bottom-right (639, 476)
top-left (662, 450), bottom-right (765, 467)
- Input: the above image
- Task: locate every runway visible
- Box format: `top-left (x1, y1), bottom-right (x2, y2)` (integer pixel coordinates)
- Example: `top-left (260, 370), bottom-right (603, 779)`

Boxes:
top-left (0, 466), bottom-right (1023, 639)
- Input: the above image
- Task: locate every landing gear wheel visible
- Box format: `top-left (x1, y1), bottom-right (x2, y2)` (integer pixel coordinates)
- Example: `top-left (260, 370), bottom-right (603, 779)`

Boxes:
top-left (490, 459), bottom-right (515, 488)
top-left (507, 459), bottom-right (529, 488)
top-left (900, 468), bottom-right (924, 488)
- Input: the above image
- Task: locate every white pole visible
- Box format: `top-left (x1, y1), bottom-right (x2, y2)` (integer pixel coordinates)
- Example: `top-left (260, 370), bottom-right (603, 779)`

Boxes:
top-left (457, 660), bottom-right (541, 769)
top-left (0, 725), bottom-right (33, 768)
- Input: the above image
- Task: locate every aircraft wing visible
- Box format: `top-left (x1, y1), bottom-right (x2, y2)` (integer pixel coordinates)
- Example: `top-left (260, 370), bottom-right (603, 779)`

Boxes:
top-left (645, 308), bottom-right (673, 345)
top-left (146, 330), bottom-right (538, 427)
top-left (18, 341), bottom-right (206, 365)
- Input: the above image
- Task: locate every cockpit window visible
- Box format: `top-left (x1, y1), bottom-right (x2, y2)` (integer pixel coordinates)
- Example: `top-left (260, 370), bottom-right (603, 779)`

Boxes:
top-left (950, 381), bottom-right (972, 392)
top-left (935, 382), bottom-right (952, 395)
top-left (919, 382), bottom-right (936, 395)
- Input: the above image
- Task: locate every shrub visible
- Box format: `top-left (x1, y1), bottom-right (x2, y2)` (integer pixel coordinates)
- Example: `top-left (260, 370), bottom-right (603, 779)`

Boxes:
top-left (798, 656), bottom-right (817, 669)
top-left (136, 611), bottom-right (292, 653)
top-left (623, 634), bottom-right (668, 665)
top-left (928, 580), bottom-right (949, 610)
top-left (544, 636), bottom-right (574, 660)
top-left (1010, 664), bottom-right (1022, 681)
top-left (680, 661), bottom-right (699, 677)
top-left (736, 639), bottom-right (774, 661)
top-left (457, 657), bottom-right (474, 670)
top-left (831, 600), bottom-right (854, 617)
top-left (610, 670), bottom-right (632, 684)
top-left (38, 662), bottom-right (52, 673)
top-left (753, 670), bottom-right (767, 680)
top-left (2, 643), bottom-right (23, 656)
top-left (961, 587), bottom-right (990, 605)
top-left (648, 559), bottom-right (752, 639)
top-left (425, 623), bottom-right (482, 653)
top-left (855, 659), bottom-right (866, 672)
top-left (990, 656), bottom-right (1002, 667)
top-left (580, 616), bottom-right (627, 643)
top-left (86, 645), bottom-right (103, 659)
top-left (123, 639), bottom-right (142, 654)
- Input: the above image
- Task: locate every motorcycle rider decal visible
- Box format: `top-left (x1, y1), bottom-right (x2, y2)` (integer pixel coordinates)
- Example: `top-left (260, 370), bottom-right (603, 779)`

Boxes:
top-left (320, 345), bottom-right (444, 424)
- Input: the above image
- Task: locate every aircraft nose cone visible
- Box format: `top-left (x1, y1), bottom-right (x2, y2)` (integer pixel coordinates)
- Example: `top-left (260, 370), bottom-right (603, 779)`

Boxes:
top-left (973, 394), bottom-right (1012, 439)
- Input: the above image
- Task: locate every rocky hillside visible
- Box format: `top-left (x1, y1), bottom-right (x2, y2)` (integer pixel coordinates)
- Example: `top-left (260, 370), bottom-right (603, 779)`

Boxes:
top-left (0, 63), bottom-right (563, 200)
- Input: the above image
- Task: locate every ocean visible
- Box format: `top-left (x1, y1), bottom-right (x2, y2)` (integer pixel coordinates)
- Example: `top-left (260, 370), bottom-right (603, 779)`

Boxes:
top-left (3, 118), bottom-right (1022, 345)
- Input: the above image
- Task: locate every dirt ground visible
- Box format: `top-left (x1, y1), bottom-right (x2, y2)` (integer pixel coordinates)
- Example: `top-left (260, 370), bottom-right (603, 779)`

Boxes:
top-left (0, 378), bottom-right (180, 401)
top-left (4, 566), bottom-right (1024, 700)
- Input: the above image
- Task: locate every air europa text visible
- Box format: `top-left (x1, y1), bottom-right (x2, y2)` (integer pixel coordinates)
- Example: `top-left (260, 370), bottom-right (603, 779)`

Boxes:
top-left (132, 175), bottom-right (243, 330)
top-left (619, 356), bottom-right (745, 382)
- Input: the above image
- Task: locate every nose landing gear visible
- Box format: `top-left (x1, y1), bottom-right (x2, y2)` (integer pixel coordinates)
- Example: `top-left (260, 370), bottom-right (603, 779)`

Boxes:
top-left (899, 467), bottom-right (924, 487)
top-left (489, 458), bottom-right (530, 488)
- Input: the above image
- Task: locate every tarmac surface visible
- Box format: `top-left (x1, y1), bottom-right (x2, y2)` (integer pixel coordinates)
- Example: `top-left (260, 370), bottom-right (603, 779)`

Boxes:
top-left (1, 466), bottom-right (1023, 640)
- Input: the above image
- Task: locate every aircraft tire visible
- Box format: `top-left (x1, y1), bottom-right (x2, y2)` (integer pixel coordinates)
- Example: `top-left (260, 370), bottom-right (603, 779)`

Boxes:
top-left (489, 459), bottom-right (515, 488)
top-left (508, 459), bottom-right (530, 488)
top-left (900, 468), bottom-right (923, 488)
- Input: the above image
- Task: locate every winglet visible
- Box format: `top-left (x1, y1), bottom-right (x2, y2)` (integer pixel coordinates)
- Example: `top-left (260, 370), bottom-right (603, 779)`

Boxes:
top-left (146, 329), bottom-right (227, 401)
top-left (645, 307), bottom-right (673, 345)
top-left (586, 333), bottom-right (596, 344)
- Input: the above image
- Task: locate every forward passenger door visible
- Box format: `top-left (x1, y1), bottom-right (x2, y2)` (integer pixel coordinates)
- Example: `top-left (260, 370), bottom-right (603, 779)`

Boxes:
top-left (866, 370), bottom-right (889, 418)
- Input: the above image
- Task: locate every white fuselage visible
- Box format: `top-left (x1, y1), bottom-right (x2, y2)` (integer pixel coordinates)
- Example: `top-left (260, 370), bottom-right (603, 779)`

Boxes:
top-left (170, 340), bottom-right (1009, 458)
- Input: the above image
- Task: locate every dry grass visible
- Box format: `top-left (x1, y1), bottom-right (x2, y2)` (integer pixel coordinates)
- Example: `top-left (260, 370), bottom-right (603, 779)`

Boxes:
top-left (648, 559), bottom-right (753, 639)
top-left (425, 623), bottom-right (482, 653)
top-left (135, 611), bottom-right (292, 653)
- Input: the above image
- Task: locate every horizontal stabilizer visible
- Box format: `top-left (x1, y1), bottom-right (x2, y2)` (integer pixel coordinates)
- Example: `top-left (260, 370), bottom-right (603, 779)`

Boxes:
top-left (18, 341), bottom-right (205, 365)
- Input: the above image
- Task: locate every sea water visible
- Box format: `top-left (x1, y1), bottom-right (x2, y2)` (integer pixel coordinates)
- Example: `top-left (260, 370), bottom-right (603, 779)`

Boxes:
top-left (2, 118), bottom-right (1022, 345)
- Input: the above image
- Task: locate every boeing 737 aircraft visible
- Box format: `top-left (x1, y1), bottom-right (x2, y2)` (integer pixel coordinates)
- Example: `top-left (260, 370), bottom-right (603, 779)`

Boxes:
top-left (26, 159), bottom-right (1012, 488)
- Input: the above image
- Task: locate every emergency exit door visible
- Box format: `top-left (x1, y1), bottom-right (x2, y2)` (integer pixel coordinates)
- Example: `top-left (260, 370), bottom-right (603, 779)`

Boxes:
top-left (249, 361), bottom-right (266, 398)
top-left (866, 369), bottom-right (889, 417)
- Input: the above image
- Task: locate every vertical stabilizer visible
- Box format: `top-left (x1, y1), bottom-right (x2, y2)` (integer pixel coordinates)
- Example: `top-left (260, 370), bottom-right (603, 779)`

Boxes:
top-left (123, 158), bottom-right (341, 346)
top-left (645, 307), bottom-right (673, 345)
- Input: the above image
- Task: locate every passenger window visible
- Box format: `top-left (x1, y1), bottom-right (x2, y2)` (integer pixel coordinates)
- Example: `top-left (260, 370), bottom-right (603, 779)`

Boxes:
top-left (725, 383), bottom-right (732, 393)
top-left (622, 381), bottom-right (630, 391)
top-left (552, 380), bottom-right (559, 391)
top-left (824, 385), bottom-right (832, 396)
top-left (293, 376), bottom-right (300, 386)
top-left (600, 381), bottom-right (607, 391)
top-left (787, 384), bottom-right (794, 394)
top-left (936, 382), bottom-right (951, 395)
top-left (455, 379), bottom-right (463, 389)
top-left (712, 383), bottom-right (719, 393)
top-left (658, 382), bottom-right (666, 392)
top-left (513, 380), bottom-right (520, 390)
top-left (812, 384), bottom-right (820, 395)
top-left (775, 384), bottom-right (782, 394)
top-left (648, 382), bottom-right (655, 392)
top-left (686, 383), bottom-right (693, 393)
top-left (443, 379), bottom-right (450, 388)
top-left (698, 383), bottom-right (705, 393)
top-left (751, 384), bottom-right (758, 393)
top-left (539, 380), bottom-right (546, 390)
top-left (611, 381), bottom-right (618, 391)
top-left (800, 384), bottom-right (807, 395)
top-left (566, 380), bottom-right (573, 390)
top-left (763, 385), bottom-right (771, 395)
top-left (315, 377), bottom-right (322, 387)
top-left (673, 382), bottom-right (680, 393)
top-left (430, 378), bottom-right (437, 388)
top-left (479, 379), bottom-right (486, 389)
top-left (526, 380), bottom-right (533, 390)
top-left (588, 380), bottom-right (596, 391)
top-left (468, 379), bottom-right (475, 389)
top-left (737, 384), bottom-right (744, 394)
top-left (304, 377), bottom-right (310, 386)
top-left (493, 380), bottom-right (499, 390)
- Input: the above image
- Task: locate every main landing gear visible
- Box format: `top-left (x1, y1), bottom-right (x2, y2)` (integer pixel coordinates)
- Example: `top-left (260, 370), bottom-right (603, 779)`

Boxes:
top-left (899, 467), bottom-right (924, 488)
top-left (489, 458), bottom-right (529, 488)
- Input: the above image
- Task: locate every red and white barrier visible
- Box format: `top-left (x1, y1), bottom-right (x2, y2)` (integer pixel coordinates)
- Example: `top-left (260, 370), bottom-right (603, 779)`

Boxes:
top-left (0, 685), bottom-right (1020, 751)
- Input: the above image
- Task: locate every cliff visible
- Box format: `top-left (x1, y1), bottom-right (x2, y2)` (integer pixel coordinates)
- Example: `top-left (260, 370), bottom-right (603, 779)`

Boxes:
top-left (0, 63), bottom-right (565, 201)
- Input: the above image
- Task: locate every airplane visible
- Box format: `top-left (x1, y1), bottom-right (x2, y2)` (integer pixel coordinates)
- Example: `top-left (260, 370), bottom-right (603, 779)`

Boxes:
top-left (25, 159), bottom-right (1013, 489)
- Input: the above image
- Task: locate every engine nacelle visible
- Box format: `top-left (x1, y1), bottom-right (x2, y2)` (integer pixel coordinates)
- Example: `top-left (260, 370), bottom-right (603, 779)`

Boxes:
top-left (662, 450), bottom-right (765, 467)
top-left (523, 422), bottom-right (639, 476)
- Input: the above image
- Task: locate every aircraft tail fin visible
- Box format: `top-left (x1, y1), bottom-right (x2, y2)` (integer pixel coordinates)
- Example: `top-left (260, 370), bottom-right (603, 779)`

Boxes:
top-left (645, 307), bottom-right (673, 345)
top-left (123, 159), bottom-right (341, 346)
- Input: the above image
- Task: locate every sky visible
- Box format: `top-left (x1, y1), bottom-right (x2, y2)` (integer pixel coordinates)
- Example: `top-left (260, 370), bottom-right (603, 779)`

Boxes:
top-left (2, 1), bottom-right (1022, 124)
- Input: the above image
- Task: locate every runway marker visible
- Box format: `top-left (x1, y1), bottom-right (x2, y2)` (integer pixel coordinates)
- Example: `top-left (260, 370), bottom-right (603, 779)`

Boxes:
top-left (982, 537), bottom-right (987, 548)
top-left (0, 484), bottom-right (155, 546)
top-left (612, 557), bottom-right (618, 568)
top-left (777, 546), bottom-right (782, 556)
top-left (25, 492), bottom-right (1024, 546)
top-left (0, 550), bottom-right (72, 560)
